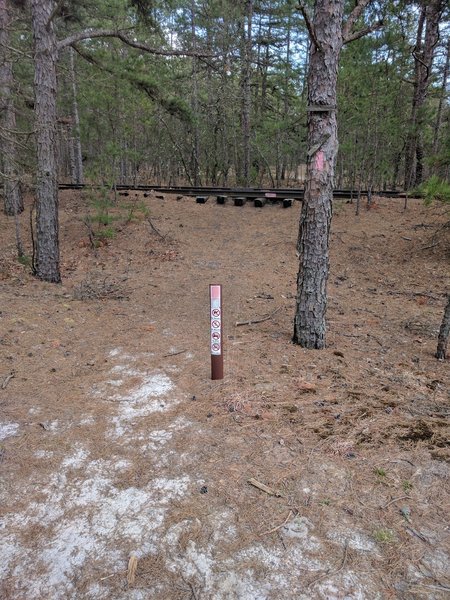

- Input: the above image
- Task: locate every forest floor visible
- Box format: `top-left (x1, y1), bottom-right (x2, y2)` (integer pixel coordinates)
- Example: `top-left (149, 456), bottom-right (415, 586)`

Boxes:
top-left (0, 190), bottom-right (449, 600)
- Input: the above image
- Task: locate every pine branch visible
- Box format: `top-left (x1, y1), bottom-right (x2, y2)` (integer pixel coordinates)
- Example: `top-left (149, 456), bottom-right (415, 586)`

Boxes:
top-left (342, 0), bottom-right (373, 41)
top-left (297, 2), bottom-right (322, 51)
top-left (72, 44), bottom-right (191, 122)
top-left (343, 19), bottom-right (384, 45)
top-left (57, 29), bottom-right (212, 58)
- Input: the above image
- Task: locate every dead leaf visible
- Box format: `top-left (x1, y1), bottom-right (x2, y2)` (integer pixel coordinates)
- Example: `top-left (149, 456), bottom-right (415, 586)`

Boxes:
top-left (296, 380), bottom-right (317, 393)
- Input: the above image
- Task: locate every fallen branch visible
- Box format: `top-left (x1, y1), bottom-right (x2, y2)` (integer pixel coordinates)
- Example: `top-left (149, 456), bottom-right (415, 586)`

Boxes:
top-left (146, 216), bottom-right (166, 240)
top-left (1, 371), bottom-right (15, 390)
top-left (99, 570), bottom-right (127, 582)
top-left (383, 495), bottom-right (411, 508)
top-left (180, 576), bottom-right (199, 600)
top-left (236, 307), bottom-right (281, 327)
top-left (163, 349), bottom-right (187, 358)
top-left (411, 583), bottom-right (450, 593)
top-left (248, 477), bottom-right (284, 498)
top-left (260, 510), bottom-right (294, 536)
top-left (307, 541), bottom-right (349, 589)
top-left (419, 241), bottom-right (439, 251)
top-left (405, 526), bottom-right (430, 544)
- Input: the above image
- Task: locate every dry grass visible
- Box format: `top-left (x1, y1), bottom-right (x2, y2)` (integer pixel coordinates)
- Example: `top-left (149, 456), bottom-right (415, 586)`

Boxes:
top-left (0, 192), bottom-right (449, 598)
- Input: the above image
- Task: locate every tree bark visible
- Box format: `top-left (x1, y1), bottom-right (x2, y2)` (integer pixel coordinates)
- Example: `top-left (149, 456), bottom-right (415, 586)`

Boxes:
top-left (436, 295), bottom-right (450, 360)
top-left (240, 0), bottom-right (253, 186)
top-left (68, 46), bottom-right (83, 185)
top-left (293, 0), bottom-right (343, 348)
top-left (190, 0), bottom-right (200, 186)
top-left (404, 0), bottom-right (444, 189)
top-left (294, 0), bottom-right (381, 348)
top-left (432, 37), bottom-right (449, 156)
top-left (30, 0), bottom-right (61, 283)
top-left (0, 0), bottom-right (23, 216)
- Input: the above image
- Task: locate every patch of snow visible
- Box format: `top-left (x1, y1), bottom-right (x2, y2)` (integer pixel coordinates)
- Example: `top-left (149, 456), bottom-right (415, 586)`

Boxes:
top-left (79, 416), bottom-right (95, 426)
top-left (110, 365), bottom-right (141, 376)
top-left (2, 445), bottom-right (191, 599)
top-left (114, 459), bottom-right (132, 471)
top-left (420, 547), bottom-right (450, 578)
top-left (108, 347), bottom-right (122, 357)
top-left (61, 446), bottom-right (89, 469)
top-left (168, 416), bottom-right (192, 430)
top-left (328, 529), bottom-right (379, 553)
top-left (108, 378), bottom-right (124, 387)
top-left (109, 372), bottom-right (177, 438)
top-left (141, 429), bottom-right (173, 450)
top-left (34, 450), bottom-right (54, 459)
top-left (40, 420), bottom-right (59, 432)
top-left (314, 573), bottom-right (383, 600)
top-left (0, 422), bottom-right (19, 440)
top-left (117, 373), bottom-right (174, 403)
top-left (0, 538), bottom-right (22, 580)
top-left (282, 516), bottom-right (322, 551)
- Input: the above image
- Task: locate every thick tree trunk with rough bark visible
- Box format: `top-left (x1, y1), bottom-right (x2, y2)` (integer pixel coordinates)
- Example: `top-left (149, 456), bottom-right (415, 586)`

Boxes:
top-left (30, 0), bottom-right (61, 283)
top-left (293, 0), bottom-right (343, 348)
top-left (68, 46), bottom-right (83, 185)
top-left (436, 295), bottom-right (450, 360)
top-left (0, 0), bottom-right (23, 216)
top-left (404, 0), bottom-right (444, 189)
top-left (240, 0), bottom-right (253, 186)
top-left (433, 37), bottom-right (449, 156)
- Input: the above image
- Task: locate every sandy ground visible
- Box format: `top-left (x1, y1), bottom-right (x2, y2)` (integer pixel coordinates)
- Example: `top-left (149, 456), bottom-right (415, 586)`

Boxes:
top-left (0, 190), bottom-right (449, 599)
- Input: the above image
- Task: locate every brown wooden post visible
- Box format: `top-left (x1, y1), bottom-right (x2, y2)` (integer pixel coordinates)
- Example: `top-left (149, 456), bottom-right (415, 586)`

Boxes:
top-left (210, 284), bottom-right (223, 379)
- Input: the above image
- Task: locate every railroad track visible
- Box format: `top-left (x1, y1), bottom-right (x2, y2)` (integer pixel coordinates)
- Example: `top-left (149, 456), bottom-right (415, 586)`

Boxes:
top-left (58, 183), bottom-right (406, 204)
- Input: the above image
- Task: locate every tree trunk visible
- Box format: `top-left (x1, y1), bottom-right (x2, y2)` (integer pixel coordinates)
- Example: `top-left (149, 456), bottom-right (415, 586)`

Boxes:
top-left (404, 7), bottom-right (425, 190)
top-left (30, 0), bottom-right (61, 283)
top-left (432, 37), bottom-right (449, 156)
top-left (68, 46), bottom-right (83, 185)
top-left (404, 0), bottom-right (444, 189)
top-left (414, 0), bottom-right (443, 186)
top-left (436, 295), bottom-right (450, 360)
top-left (0, 0), bottom-right (23, 216)
top-left (190, 0), bottom-right (200, 186)
top-left (293, 0), bottom-right (344, 348)
top-left (240, 0), bottom-right (253, 186)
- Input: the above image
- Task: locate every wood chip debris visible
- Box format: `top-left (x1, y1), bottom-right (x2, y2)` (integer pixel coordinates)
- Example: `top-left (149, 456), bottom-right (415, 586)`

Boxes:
top-left (1, 371), bottom-right (15, 390)
top-left (248, 477), bottom-right (284, 497)
top-left (127, 554), bottom-right (138, 586)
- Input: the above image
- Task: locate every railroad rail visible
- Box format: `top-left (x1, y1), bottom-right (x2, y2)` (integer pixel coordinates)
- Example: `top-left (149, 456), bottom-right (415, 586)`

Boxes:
top-left (58, 183), bottom-right (406, 202)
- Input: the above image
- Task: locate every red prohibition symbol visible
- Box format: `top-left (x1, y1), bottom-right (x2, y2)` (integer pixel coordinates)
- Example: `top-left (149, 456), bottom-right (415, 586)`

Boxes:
top-left (210, 283), bottom-right (223, 380)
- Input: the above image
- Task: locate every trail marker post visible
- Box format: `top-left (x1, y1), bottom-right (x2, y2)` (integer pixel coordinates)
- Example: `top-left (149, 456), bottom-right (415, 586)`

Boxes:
top-left (210, 284), bottom-right (223, 380)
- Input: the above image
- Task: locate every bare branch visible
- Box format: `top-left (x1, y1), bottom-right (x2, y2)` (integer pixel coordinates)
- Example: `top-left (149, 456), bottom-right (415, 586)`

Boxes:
top-left (57, 29), bottom-right (212, 58)
top-left (47, 1), bottom-right (64, 26)
top-left (2, 44), bottom-right (32, 59)
top-left (343, 19), bottom-right (384, 45)
top-left (297, 3), bottom-right (322, 51)
top-left (342, 0), bottom-right (373, 42)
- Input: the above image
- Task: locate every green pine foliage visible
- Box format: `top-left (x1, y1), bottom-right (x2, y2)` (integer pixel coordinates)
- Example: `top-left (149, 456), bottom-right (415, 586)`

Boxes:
top-left (419, 176), bottom-right (450, 205)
